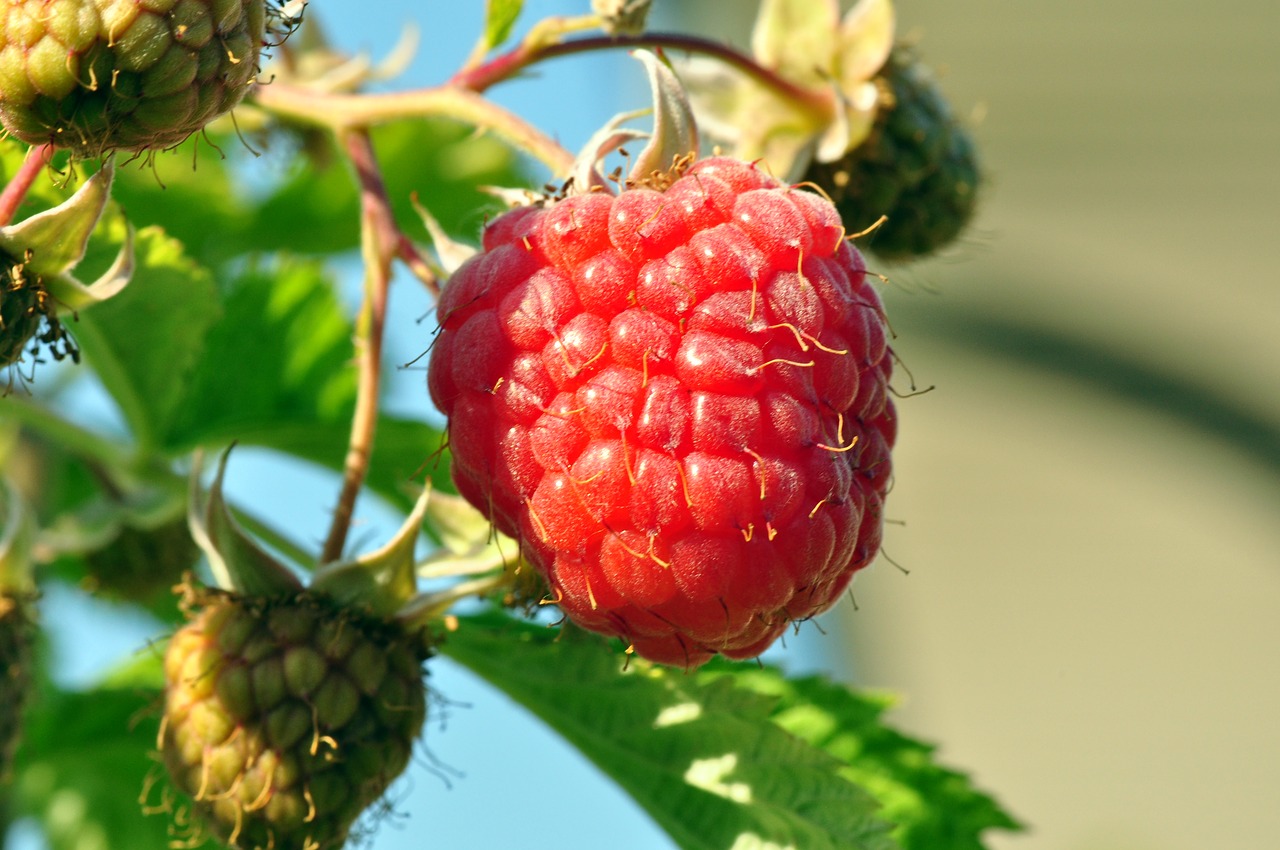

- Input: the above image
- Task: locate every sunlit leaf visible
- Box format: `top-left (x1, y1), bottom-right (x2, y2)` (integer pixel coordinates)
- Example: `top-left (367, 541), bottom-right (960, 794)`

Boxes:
top-left (443, 610), bottom-right (901, 850)
top-left (158, 258), bottom-right (355, 451)
top-left (72, 224), bottom-right (220, 449)
top-left (701, 665), bottom-right (1023, 850)
top-left (483, 0), bottom-right (524, 53)
top-left (108, 137), bottom-right (242, 267)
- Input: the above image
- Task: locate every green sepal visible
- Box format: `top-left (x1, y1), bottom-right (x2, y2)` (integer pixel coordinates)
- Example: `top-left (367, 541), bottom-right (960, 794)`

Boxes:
top-left (421, 490), bottom-right (511, 571)
top-left (419, 491), bottom-right (499, 563)
top-left (0, 162), bottom-right (133, 312)
top-left (311, 484), bottom-right (429, 618)
top-left (567, 108), bottom-right (647, 194)
top-left (627, 51), bottom-right (699, 182)
top-left (412, 196), bottom-right (477, 276)
top-left (188, 447), bottom-right (303, 596)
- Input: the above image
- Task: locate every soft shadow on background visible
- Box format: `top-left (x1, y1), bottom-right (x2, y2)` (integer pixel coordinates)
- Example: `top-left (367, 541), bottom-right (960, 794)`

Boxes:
top-left (671, 2), bottom-right (1280, 850)
top-left (676, 1), bottom-right (1280, 848)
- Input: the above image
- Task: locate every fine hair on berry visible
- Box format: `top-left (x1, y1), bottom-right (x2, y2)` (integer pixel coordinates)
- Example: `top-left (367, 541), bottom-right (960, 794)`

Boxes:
top-left (429, 156), bottom-right (897, 667)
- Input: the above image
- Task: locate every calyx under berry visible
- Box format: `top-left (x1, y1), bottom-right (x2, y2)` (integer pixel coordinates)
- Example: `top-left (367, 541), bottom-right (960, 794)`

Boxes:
top-left (156, 448), bottom-right (460, 848)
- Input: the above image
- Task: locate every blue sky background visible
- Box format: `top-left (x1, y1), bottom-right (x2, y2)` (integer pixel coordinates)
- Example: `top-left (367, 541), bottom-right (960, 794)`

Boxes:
top-left (19, 4), bottom-right (852, 850)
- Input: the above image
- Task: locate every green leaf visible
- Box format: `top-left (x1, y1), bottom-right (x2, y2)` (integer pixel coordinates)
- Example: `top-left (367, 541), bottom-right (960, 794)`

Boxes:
top-left (111, 121), bottom-right (524, 269)
top-left (155, 257), bottom-right (448, 514)
top-left (189, 447), bottom-right (304, 596)
top-left (159, 258), bottom-right (356, 450)
top-left (483, 0), bottom-right (525, 53)
top-left (627, 51), bottom-right (700, 182)
top-left (242, 120), bottom-right (525, 255)
top-left (11, 677), bottom-right (174, 850)
top-left (442, 610), bottom-right (900, 850)
top-left (108, 137), bottom-right (244, 268)
top-left (72, 224), bottom-right (220, 449)
top-left (0, 162), bottom-right (113, 278)
top-left (701, 666), bottom-right (1023, 850)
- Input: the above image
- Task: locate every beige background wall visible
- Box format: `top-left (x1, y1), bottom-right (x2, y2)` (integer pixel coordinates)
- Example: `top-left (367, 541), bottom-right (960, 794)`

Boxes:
top-left (662, 2), bottom-right (1280, 848)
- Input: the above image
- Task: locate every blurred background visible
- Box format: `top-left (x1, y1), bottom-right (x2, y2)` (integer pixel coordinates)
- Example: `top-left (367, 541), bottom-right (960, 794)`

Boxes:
top-left (14, 2), bottom-right (1280, 850)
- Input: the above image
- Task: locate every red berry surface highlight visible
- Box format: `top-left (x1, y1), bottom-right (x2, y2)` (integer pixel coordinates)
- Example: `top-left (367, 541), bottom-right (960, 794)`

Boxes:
top-left (429, 157), bottom-right (896, 666)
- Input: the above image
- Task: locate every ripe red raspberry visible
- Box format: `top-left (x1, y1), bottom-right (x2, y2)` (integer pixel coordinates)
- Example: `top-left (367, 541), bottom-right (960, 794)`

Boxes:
top-left (429, 157), bottom-right (896, 667)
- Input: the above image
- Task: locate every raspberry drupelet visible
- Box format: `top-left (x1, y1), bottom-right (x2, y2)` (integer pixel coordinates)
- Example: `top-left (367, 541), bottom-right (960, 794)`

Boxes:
top-left (429, 156), bottom-right (896, 667)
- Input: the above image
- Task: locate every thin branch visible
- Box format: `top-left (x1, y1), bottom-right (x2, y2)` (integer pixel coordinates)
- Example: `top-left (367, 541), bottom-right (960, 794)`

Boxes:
top-left (249, 83), bottom-right (576, 177)
top-left (319, 129), bottom-right (397, 565)
top-left (0, 144), bottom-right (53, 227)
top-left (451, 31), bottom-right (834, 121)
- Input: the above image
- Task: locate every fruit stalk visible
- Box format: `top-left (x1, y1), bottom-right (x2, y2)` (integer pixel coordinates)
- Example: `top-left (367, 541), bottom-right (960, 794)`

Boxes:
top-left (450, 31), bottom-right (833, 122)
top-left (249, 83), bottom-right (575, 175)
top-left (319, 130), bottom-right (394, 566)
top-left (0, 144), bottom-right (52, 227)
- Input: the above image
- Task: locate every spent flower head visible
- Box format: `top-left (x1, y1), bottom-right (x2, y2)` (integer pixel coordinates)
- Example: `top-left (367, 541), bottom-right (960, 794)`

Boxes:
top-left (680, 0), bottom-right (895, 181)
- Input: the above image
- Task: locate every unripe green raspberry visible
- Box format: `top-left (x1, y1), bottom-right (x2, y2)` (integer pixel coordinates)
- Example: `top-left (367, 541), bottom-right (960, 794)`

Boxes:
top-left (2, 250), bottom-right (42, 367)
top-left (0, 0), bottom-right (266, 156)
top-left (806, 50), bottom-right (980, 262)
top-left (160, 584), bottom-right (428, 850)
top-left (82, 514), bottom-right (199, 604)
top-left (1, 249), bottom-right (72, 369)
top-left (0, 591), bottom-right (35, 781)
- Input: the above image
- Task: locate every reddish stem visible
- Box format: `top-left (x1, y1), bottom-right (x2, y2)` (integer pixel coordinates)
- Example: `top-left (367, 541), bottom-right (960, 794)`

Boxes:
top-left (319, 130), bottom-right (397, 565)
top-left (450, 31), bottom-right (832, 119)
top-left (0, 144), bottom-right (53, 227)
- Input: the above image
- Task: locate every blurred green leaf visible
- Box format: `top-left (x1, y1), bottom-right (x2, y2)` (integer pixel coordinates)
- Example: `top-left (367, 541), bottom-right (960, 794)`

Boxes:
top-left (73, 225), bottom-right (221, 450)
top-left (483, 0), bottom-right (525, 53)
top-left (443, 610), bottom-right (900, 850)
top-left (11, 677), bottom-right (172, 850)
top-left (240, 120), bottom-right (524, 254)
top-left (702, 666), bottom-right (1023, 850)
top-left (159, 258), bottom-right (355, 451)
top-left (151, 257), bottom-right (446, 516)
top-left (108, 139), bottom-right (240, 268)
top-left (112, 121), bottom-right (526, 266)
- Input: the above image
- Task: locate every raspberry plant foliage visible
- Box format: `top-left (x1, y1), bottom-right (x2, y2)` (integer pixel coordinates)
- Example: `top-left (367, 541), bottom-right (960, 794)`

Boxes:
top-left (0, 2), bottom-right (1016, 850)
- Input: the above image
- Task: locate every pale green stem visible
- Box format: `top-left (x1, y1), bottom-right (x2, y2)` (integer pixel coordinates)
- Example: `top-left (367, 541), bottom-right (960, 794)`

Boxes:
top-left (249, 83), bottom-right (576, 177)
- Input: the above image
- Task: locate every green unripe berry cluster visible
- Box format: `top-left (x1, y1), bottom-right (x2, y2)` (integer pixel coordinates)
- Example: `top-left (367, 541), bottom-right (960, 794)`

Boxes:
top-left (161, 586), bottom-right (428, 850)
top-left (808, 50), bottom-right (981, 261)
top-left (0, 0), bottom-right (266, 156)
